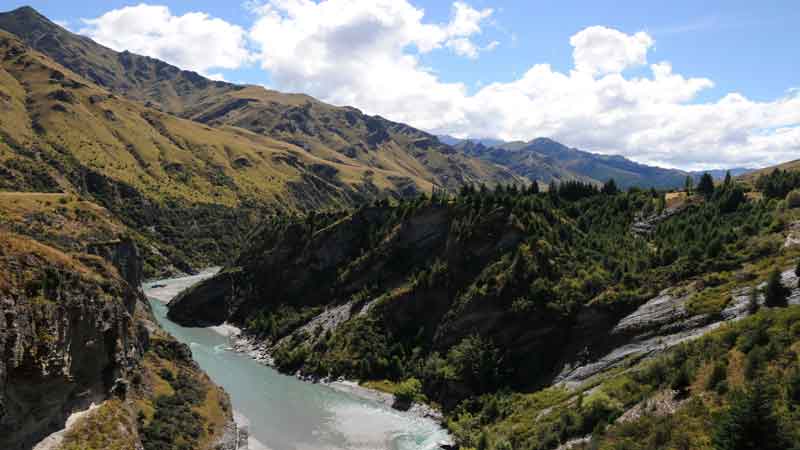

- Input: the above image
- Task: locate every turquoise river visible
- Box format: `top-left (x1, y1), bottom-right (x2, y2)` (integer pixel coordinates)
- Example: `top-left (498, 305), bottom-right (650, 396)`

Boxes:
top-left (143, 270), bottom-right (450, 450)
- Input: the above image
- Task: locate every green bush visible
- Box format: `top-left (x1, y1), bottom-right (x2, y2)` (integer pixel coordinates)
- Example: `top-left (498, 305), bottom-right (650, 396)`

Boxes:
top-left (394, 378), bottom-right (423, 404)
top-left (787, 190), bottom-right (800, 209)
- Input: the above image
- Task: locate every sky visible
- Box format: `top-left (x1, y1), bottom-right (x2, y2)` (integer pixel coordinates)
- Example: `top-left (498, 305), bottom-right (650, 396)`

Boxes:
top-left (5, 0), bottom-right (800, 170)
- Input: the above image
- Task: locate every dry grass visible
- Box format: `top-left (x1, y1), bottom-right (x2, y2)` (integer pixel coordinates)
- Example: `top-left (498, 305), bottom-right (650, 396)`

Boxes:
top-left (665, 191), bottom-right (689, 209)
top-left (0, 28), bottom-right (514, 214)
top-left (60, 400), bottom-right (139, 450)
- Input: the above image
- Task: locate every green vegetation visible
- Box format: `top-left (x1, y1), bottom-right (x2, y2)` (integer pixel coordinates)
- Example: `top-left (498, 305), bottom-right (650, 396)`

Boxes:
top-left (450, 307), bottom-right (800, 449)
top-left (140, 369), bottom-right (207, 450)
top-left (755, 168), bottom-right (800, 200)
top-left (179, 167), bottom-right (800, 449)
top-left (394, 378), bottom-right (424, 404)
top-left (787, 190), bottom-right (800, 209)
top-left (764, 269), bottom-right (791, 307)
top-left (204, 172), bottom-right (791, 395)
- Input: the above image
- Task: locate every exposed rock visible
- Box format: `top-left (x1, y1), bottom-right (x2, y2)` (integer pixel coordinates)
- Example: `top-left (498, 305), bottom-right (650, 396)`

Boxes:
top-left (785, 221), bottom-right (800, 248)
top-left (0, 237), bottom-right (145, 449)
top-left (555, 268), bottom-right (800, 387)
top-left (86, 237), bottom-right (143, 289)
top-left (616, 389), bottom-right (686, 424)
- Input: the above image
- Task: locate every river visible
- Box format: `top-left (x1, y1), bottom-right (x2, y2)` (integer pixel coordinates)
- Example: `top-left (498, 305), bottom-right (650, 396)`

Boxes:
top-left (143, 270), bottom-right (450, 450)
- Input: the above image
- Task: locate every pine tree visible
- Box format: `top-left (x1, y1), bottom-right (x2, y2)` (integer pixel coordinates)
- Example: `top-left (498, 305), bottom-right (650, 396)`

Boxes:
top-left (747, 288), bottom-right (759, 315)
top-left (685, 175), bottom-right (694, 194)
top-left (601, 178), bottom-right (618, 195)
top-left (697, 172), bottom-right (716, 198)
top-left (712, 382), bottom-right (788, 450)
top-left (764, 269), bottom-right (790, 307)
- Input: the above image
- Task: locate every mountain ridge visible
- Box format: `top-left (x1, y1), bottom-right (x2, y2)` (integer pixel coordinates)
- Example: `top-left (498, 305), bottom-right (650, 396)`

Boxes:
top-left (0, 6), bottom-right (518, 276)
top-left (0, 6), bottom-right (519, 196)
top-left (446, 135), bottom-right (757, 188)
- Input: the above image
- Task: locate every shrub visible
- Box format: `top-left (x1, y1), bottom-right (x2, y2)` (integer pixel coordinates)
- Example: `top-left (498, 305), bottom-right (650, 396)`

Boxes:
top-left (394, 378), bottom-right (423, 404)
top-left (787, 190), bottom-right (800, 209)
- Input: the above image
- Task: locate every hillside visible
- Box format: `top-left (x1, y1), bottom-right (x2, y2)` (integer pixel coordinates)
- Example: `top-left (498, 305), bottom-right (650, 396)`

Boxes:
top-left (455, 137), bottom-right (693, 189)
top-left (169, 176), bottom-right (800, 448)
top-left (0, 192), bottom-right (236, 450)
top-left (0, 8), bottom-right (518, 276)
top-left (0, 6), bottom-right (517, 195)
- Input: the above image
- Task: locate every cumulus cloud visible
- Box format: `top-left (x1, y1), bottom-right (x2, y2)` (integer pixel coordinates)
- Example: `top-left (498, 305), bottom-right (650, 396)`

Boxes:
top-left (246, 2), bottom-right (797, 169)
top-left (570, 26), bottom-right (654, 75)
top-left (80, 4), bottom-right (251, 75)
top-left (82, 2), bottom-right (799, 169)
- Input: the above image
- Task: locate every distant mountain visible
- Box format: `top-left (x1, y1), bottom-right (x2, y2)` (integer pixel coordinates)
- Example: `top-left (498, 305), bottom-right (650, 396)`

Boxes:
top-left (453, 137), bottom-right (691, 189)
top-left (449, 136), bottom-right (762, 189)
top-left (692, 168), bottom-right (754, 179)
top-left (438, 134), bottom-right (507, 148)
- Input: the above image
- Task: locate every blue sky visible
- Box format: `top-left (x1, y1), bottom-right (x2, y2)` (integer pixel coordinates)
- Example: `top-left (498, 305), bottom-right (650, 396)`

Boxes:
top-left (12, 0), bottom-right (798, 101)
top-left (4, 1), bottom-right (799, 169)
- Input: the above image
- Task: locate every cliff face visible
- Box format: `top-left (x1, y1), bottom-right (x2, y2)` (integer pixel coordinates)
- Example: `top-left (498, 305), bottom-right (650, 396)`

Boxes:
top-left (0, 235), bottom-right (144, 449)
top-left (0, 233), bottom-right (235, 450)
top-left (169, 188), bottom-right (800, 414)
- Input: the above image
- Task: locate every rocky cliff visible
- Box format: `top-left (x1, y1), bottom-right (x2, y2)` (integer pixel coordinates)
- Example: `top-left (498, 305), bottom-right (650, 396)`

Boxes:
top-left (0, 234), bottom-right (145, 448)
top-left (0, 232), bottom-right (233, 450)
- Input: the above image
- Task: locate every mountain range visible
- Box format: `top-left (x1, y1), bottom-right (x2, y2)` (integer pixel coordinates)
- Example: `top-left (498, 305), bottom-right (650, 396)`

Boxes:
top-left (0, 6), bottom-right (521, 275)
top-left (445, 136), bottom-right (754, 189)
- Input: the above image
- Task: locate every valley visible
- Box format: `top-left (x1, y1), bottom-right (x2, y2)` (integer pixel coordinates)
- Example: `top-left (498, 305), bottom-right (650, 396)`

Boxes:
top-left (1, 4), bottom-right (799, 450)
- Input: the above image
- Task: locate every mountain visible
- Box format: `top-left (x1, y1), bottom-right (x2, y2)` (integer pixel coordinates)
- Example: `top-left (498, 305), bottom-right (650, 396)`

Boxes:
top-left (740, 158), bottom-right (800, 183)
top-left (453, 137), bottom-right (693, 189)
top-left (692, 167), bottom-right (754, 179)
top-left (450, 136), bottom-right (759, 189)
top-left (0, 6), bottom-right (518, 277)
top-left (168, 176), bottom-right (800, 448)
top-left (0, 6), bottom-right (517, 194)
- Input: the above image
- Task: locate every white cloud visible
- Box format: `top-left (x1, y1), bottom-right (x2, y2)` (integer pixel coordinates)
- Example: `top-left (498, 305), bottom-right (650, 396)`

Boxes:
top-left (446, 37), bottom-right (480, 58)
top-left (82, 2), bottom-right (800, 169)
top-left (80, 4), bottom-right (251, 75)
top-left (247, 3), bottom-right (798, 169)
top-left (570, 26), bottom-right (653, 76)
top-left (247, 0), bottom-right (494, 129)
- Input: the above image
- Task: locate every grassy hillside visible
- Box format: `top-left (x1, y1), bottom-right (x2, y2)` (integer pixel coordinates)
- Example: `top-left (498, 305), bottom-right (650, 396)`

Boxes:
top-left (0, 6), bottom-right (518, 196)
top-left (0, 7), bottom-right (521, 275)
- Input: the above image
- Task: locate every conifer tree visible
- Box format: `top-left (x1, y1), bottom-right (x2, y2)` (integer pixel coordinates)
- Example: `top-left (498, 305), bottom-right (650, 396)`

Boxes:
top-left (697, 172), bottom-right (716, 198)
top-left (601, 178), bottom-right (618, 195)
top-left (764, 269), bottom-right (790, 307)
top-left (685, 175), bottom-right (694, 194)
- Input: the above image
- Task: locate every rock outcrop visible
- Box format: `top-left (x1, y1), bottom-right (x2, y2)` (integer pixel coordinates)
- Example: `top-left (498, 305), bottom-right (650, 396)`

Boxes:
top-left (0, 235), bottom-right (145, 449)
top-left (555, 268), bottom-right (800, 386)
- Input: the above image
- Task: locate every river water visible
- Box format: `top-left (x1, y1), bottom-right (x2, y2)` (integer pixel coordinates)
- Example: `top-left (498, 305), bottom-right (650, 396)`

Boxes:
top-left (142, 270), bottom-right (450, 450)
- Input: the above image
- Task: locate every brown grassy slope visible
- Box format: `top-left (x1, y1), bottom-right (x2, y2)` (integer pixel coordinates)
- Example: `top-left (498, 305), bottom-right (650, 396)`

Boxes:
top-left (0, 29), bottom-right (451, 211)
top-left (739, 158), bottom-right (800, 184)
top-left (0, 6), bottom-right (519, 194)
